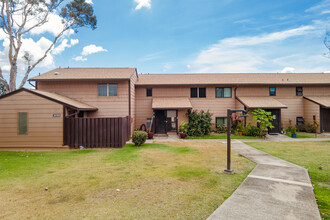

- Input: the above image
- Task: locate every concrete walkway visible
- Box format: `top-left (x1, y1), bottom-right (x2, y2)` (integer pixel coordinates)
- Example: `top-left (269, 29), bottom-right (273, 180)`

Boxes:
top-left (208, 140), bottom-right (321, 220)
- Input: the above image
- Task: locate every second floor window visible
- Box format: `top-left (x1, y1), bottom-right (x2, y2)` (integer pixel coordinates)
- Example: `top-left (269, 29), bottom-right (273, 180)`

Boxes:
top-left (191, 88), bottom-right (206, 98)
top-left (216, 87), bottom-right (232, 98)
top-left (269, 87), bottom-right (276, 96)
top-left (98, 83), bottom-right (118, 96)
top-left (146, 88), bottom-right (152, 97)
top-left (296, 87), bottom-right (303, 96)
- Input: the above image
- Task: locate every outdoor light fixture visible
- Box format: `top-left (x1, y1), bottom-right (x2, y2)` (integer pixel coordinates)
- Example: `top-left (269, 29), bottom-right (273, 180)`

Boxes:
top-left (224, 109), bottom-right (249, 174)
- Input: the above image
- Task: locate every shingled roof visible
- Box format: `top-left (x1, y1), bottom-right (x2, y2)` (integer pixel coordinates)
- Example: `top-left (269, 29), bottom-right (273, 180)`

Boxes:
top-left (136, 73), bottom-right (330, 85)
top-left (30, 68), bottom-right (137, 81)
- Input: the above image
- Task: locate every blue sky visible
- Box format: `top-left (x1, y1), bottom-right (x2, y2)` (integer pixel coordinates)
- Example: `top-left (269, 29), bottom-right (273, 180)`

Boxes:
top-left (2, 0), bottom-right (330, 84)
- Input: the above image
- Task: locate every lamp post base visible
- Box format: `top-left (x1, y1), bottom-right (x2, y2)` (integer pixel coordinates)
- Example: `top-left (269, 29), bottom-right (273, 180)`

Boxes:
top-left (224, 169), bottom-right (234, 174)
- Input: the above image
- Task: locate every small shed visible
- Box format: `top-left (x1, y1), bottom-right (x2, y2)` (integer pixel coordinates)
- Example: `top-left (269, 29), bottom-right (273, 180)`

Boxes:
top-left (0, 88), bottom-right (97, 150)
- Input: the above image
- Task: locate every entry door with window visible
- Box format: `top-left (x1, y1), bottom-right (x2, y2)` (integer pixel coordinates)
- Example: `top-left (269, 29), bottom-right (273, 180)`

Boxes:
top-left (268, 109), bottom-right (281, 133)
top-left (166, 110), bottom-right (177, 132)
top-left (154, 110), bottom-right (166, 134)
top-left (321, 107), bottom-right (330, 132)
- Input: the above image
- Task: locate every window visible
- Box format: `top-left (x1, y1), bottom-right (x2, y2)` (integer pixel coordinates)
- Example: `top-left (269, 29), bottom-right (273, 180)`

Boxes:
top-left (109, 84), bottom-right (117, 96)
top-left (18, 112), bottom-right (28, 135)
top-left (199, 88), bottom-right (206, 98)
top-left (216, 87), bottom-right (232, 98)
top-left (98, 83), bottom-right (118, 97)
top-left (216, 117), bottom-right (227, 128)
top-left (296, 87), bottom-right (303, 96)
top-left (146, 88), bottom-right (152, 97)
top-left (98, 84), bottom-right (107, 96)
top-left (147, 118), bottom-right (152, 128)
top-left (269, 87), bottom-right (276, 96)
top-left (191, 87), bottom-right (206, 98)
top-left (296, 117), bottom-right (304, 126)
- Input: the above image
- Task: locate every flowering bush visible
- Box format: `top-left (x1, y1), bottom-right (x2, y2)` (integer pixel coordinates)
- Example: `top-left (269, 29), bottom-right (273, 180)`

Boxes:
top-left (185, 110), bottom-right (212, 136)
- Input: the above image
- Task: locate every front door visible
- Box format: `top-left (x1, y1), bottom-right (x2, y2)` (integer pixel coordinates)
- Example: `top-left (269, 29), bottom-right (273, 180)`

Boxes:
top-left (166, 110), bottom-right (177, 132)
top-left (268, 109), bottom-right (281, 134)
top-left (154, 110), bottom-right (166, 134)
top-left (321, 107), bottom-right (330, 132)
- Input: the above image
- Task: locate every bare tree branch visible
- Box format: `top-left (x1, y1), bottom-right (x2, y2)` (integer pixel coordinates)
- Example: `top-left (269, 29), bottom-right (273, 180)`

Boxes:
top-left (18, 25), bottom-right (73, 89)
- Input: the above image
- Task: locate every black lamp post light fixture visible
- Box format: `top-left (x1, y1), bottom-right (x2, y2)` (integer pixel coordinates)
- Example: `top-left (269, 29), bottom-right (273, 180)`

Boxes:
top-left (224, 109), bottom-right (249, 174)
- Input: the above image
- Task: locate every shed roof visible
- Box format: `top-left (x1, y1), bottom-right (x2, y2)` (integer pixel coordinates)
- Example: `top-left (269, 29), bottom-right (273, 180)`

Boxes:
top-left (152, 97), bottom-right (192, 109)
top-left (304, 96), bottom-right (330, 108)
top-left (29, 68), bottom-right (137, 81)
top-left (136, 73), bottom-right (330, 86)
top-left (236, 96), bottom-right (287, 109)
top-left (0, 88), bottom-right (97, 111)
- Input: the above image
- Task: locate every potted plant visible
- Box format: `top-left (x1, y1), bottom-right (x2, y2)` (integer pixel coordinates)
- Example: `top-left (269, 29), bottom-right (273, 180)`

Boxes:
top-left (179, 121), bottom-right (188, 138)
top-left (147, 128), bottom-right (154, 139)
top-left (291, 127), bottom-right (297, 138)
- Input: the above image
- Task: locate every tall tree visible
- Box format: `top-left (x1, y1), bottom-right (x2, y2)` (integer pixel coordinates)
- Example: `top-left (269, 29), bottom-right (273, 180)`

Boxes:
top-left (0, 0), bottom-right (97, 93)
top-left (325, 31), bottom-right (330, 58)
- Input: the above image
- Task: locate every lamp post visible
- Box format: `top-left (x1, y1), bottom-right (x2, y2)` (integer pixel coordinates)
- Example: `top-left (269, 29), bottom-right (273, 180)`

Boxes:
top-left (224, 109), bottom-right (249, 174)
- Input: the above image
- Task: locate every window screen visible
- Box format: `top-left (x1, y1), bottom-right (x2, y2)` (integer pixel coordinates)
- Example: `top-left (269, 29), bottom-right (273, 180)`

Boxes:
top-left (191, 88), bottom-right (198, 98)
top-left (146, 88), bottom-right (152, 97)
top-left (109, 84), bottom-right (117, 96)
top-left (296, 87), bottom-right (303, 96)
top-left (18, 112), bottom-right (28, 135)
top-left (216, 87), bottom-right (232, 98)
top-left (296, 117), bottom-right (304, 126)
top-left (199, 88), bottom-right (206, 98)
top-left (269, 87), bottom-right (276, 96)
top-left (216, 117), bottom-right (227, 128)
top-left (98, 84), bottom-right (107, 96)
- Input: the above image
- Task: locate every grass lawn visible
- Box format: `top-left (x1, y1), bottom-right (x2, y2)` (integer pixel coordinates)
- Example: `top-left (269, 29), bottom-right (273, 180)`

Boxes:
top-left (285, 132), bottom-right (326, 138)
top-left (247, 141), bottom-right (330, 220)
top-left (0, 142), bottom-right (255, 219)
top-left (186, 133), bottom-right (259, 139)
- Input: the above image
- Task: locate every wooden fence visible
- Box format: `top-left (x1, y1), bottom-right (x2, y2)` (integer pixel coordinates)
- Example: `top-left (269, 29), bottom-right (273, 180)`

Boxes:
top-left (64, 116), bottom-right (130, 148)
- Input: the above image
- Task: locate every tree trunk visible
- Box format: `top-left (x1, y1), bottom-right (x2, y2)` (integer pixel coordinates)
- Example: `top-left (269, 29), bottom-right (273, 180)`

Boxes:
top-left (9, 64), bottom-right (17, 91)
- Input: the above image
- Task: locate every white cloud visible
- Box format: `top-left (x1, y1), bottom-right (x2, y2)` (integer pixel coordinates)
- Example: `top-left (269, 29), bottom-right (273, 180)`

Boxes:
top-left (81, 44), bottom-right (108, 56)
top-left (134, 0), bottom-right (151, 10)
top-left (305, 0), bottom-right (330, 13)
top-left (85, 0), bottom-right (93, 4)
top-left (189, 22), bottom-right (330, 73)
top-left (52, 39), bottom-right (79, 55)
top-left (281, 67), bottom-right (295, 73)
top-left (73, 56), bottom-right (87, 62)
top-left (321, 10), bottom-right (330, 14)
top-left (72, 44), bottom-right (108, 62)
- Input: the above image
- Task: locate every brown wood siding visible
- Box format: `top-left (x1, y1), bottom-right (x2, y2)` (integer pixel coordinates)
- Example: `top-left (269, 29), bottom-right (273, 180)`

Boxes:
top-left (0, 91), bottom-right (63, 147)
top-left (135, 86), bottom-right (235, 130)
top-left (130, 73), bottom-right (138, 134)
top-left (37, 80), bottom-right (129, 117)
top-left (303, 98), bottom-right (321, 133)
top-left (177, 109), bottom-right (188, 128)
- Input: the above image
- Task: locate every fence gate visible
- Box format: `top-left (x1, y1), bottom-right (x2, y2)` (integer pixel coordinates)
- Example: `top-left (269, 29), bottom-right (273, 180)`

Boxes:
top-left (64, 116), bottom-right (130, 148)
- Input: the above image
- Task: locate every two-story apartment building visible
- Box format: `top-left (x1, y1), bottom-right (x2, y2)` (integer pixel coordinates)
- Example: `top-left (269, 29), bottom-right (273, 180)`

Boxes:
top-left (0, 68), bottom-right (329, 149)
top-left (135, 73), bottom-right (330, 134)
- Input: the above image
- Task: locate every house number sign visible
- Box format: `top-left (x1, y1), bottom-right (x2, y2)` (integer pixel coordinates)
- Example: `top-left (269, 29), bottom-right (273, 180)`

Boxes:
top-left (53, 114), bottom-right (61, 117)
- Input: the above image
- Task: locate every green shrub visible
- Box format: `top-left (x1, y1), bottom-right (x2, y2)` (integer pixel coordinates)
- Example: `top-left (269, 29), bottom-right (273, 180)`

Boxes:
top-left (252, 108), bottom-right (274, 137)
top-left (216, 124), bottom-right (227, 133)
top-left (291, 127), bottom-right (297, 135)
top-left (132, 131), bottom-right (148, 146)
top-left (179, 121), bottom-right (188, 133)
top-left (185, 110), bottom-right (212, 136)
top-left (242, 123), bottom-right (261, 137)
